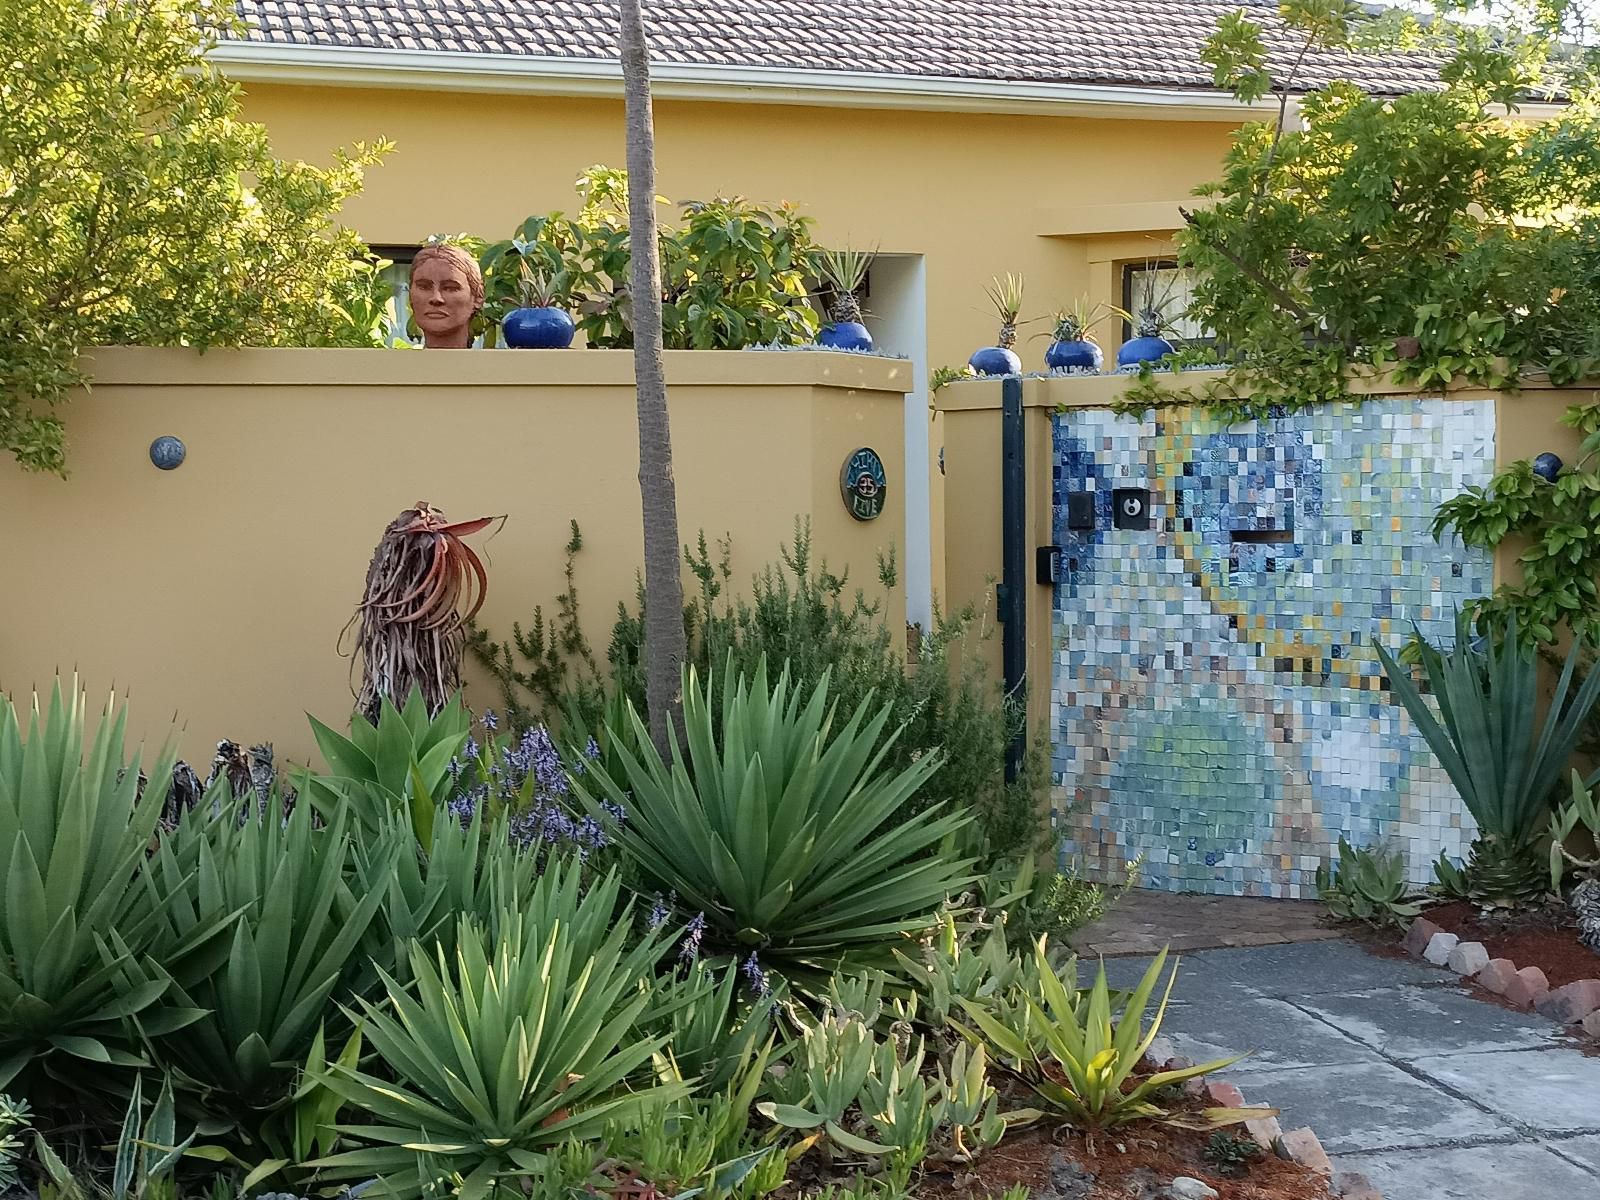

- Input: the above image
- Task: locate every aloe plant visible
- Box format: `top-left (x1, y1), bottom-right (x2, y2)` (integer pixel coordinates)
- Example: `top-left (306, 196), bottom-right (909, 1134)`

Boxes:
top-left (1315, 838), bottom-right (1423, 928)
top-left (0, 682), bottom-right (229, 1090)
top-left (574, 659), bottom-right (974, 975)
top-left (1377, 614), bottom-right (1600, 908)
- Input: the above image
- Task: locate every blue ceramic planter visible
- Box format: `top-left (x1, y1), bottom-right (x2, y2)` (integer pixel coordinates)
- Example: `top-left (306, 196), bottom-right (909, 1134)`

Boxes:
top-left (818, 321), bottom-right (873, 351)
top-left (1533, 452), bottom-right (1564, 482)
top-left (969, 346), bottom-right (1022, 376)
top-left (503, 306), bottom-right (576, 349)
top-left (1116, 334), bottom-right (1175, 369)
top-left (1045, 338), bottom-right (1103, 372)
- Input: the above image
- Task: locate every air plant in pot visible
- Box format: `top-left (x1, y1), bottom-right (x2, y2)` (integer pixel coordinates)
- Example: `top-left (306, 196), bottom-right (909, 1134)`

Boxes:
top-left (1041, 298), bottom-right (1107, 373)
top-left (969, 273), bottom-right (1024, 376)
top-left (1113, 264), bottom-right (1181, 368)
top-left (346, 502), bottom-right (500, 721)
top-left (501, 257), bottom-right (577, 349)
top-left (814, 245), bottom-right (875, 351)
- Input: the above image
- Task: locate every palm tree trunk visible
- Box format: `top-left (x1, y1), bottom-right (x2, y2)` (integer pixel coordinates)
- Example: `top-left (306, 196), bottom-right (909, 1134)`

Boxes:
top-left (620, 0), bottom-right (686, 755)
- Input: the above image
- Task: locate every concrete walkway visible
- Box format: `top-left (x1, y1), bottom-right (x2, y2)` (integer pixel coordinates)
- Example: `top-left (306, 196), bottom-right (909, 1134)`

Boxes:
top-left (1096, 940), bottom-right (1600, 1199)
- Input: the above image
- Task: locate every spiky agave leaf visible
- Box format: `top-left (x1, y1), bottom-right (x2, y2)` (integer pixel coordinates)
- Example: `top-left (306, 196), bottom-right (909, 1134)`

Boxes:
top-left (572, 657), bottom-right (975, 979)
top-left (815, 246), bottom-right (874, 325)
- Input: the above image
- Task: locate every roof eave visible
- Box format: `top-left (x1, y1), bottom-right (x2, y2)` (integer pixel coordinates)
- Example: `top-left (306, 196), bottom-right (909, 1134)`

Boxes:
top-left (208, 40), bottom-right (1285, 121)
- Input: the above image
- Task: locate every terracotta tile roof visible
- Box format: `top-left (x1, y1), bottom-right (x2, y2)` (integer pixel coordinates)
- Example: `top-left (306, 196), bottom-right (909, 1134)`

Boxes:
top-left (233, 0), bottom-right (1441, 95)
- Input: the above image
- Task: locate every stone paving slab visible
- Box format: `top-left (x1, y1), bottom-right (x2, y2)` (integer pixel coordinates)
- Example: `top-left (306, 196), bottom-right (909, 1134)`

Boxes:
top-left (1177, 939), bottom-right (1452, 998)
top-left (1070, 888), bottom-right (1337, 957)
top-left (1158, 994), bottom-right (1385, 1070)
top-left (1295, 984), bottom-right (1561, 1058)
top-left (1223, 1060), bottom-right (1516, 1153)
top-left (1406, 1049), bottom-right (1600, 1134)
top-left (1338, 1142), bottom-right (1600, 1199)
top-left (1551, 1132), bottom-right (1600, 1172)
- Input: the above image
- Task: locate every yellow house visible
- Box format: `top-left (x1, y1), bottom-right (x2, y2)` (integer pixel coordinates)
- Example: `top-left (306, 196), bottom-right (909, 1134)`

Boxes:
top-left (215, 0), bottom-right (1447, 627)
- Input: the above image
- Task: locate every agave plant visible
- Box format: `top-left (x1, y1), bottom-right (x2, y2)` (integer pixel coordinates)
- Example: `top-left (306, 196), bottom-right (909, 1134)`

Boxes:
top-left (304, 687), bottom-right (469, 843)
top-left (573, 659), bottom-right (975, 975)
top-left (1376, 614), bottom-right (1600, 908)
top-left (957, 945), bottom-right (1255, 1152)
top-left (0, 682), bottom-right (230, 1091)
top-left (134, 801), bottom-right (399, 1119)
top-left (312, 863), bottom-right (682, 1199)
top-left (346, 503), bottom-right (499, 721)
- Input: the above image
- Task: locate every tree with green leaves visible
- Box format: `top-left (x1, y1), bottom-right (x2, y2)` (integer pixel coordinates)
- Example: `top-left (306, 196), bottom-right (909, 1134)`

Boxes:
top-left (1, 0), bottom-right (390, 474)
top-left (1168, 0), bottom-right (1600, 418)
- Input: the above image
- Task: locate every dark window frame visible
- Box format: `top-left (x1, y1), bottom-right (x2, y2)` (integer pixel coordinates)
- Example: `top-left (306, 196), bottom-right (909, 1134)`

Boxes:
top-left (1120, 259), bottom-right (1215, 348)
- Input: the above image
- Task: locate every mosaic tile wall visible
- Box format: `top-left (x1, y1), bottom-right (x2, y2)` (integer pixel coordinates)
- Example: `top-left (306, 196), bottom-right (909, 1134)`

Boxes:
top-left (1051, 398), bottom-right (1495, 897)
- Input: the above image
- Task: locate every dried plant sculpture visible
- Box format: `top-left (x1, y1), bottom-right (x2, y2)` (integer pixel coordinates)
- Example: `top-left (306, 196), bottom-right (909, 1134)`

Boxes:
top-left (347, 502), bottom-right (497, 720)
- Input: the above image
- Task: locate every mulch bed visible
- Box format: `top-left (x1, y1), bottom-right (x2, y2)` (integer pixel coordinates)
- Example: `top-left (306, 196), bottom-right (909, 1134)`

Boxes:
top-left (915, 1121), bottom-right (1333, 1200)
top-left (1427, 900), bottom-right (1600, 989)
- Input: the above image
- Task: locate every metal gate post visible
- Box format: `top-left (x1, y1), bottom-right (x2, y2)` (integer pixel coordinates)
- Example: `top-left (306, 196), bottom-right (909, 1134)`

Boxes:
top-left (999, 375), bottom-right (1027, 783)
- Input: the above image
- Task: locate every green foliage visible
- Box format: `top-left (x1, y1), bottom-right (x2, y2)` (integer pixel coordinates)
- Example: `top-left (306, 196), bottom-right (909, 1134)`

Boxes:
top-left (1549, 770), bottom-right (1600, 889)
top-left (0, 1094), bottom-right (30, 1192)
top-left (479, 166), bottom-right (819, 350)
top-left (472, 522), bottom-right (1046, 862)
top-left (1315, 839), bottom-right (1423, 928)
top-left (313, 865), bottom-right (682, 1199)
top-left (0, 0), bottom-right (389, 473)
top-left (640, 960), bottom-right (780, 1093)
top-left (134, 803), bottom-right (398, 1118)
top-left (0, 682), bottom-right (230, 1091)
top-left (1169, 0), bottom-right (1600, 418)
top-left (929, 364), bottom-right (977, 393)
top-left (984, 853), bottom-right (1142, 947)
top-left (574, 659), bottom-right (974, 976)
top-left (957, 945), bottom-right (1249, 1146)
top-left (32, 1075), bottom-right (195, 1200)
top-left (1432, 406), bottom-right (1600, 646)
top-left (304, 690), bottom-right (470, 844)
top-left (1376, 615), bottom-right (1600, 907)
top-left (1433, 851), bottom-right (1471, 901)
top-left (1202, 1130), bottom-right (1263, 1178)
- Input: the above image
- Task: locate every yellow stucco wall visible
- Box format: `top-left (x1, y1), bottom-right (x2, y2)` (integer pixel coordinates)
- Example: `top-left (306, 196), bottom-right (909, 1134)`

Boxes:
top-left (0, 348), bottom-right (908, 764)
top-left (236, 82), bottom-right (1243, 608)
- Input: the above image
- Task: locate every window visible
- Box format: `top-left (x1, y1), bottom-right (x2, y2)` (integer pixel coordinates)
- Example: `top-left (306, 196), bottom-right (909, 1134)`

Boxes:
top-left (1120, 260), bottom-right (1211, 345)
top-left (370, 244), bottom-right (421, 346)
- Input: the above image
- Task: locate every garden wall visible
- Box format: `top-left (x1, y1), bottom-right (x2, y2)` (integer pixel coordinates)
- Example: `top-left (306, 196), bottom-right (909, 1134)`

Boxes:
top-left (0, 347), bottom-right (910, 762)
top-left (938, 373), bottom-right (1594, 898)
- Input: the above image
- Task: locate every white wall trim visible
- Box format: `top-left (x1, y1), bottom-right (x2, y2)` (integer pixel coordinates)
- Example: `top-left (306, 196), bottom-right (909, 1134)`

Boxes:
top-left (210, 40), bottom-right (1288, 121)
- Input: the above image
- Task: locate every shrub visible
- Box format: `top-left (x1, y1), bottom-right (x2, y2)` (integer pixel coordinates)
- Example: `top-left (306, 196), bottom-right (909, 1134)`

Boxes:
top-left (479, 166), bottom-right (819, 350)
top-left (573, 660), bottom-right (974, 978)
top-left (469, 522), bottom-right (1045, 860)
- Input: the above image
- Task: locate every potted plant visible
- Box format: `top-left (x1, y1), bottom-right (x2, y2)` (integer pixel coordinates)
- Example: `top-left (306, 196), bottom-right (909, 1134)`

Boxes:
top-left (814, 246), bottom-right (875, 351)
top-left (1042, 299), bottom-right (1106, 372)
top-left (502, 258), bottom-right (577, 349)
top-left (1114, 264), bottom-right (1181, 369)
top-left (969, 273), bottom-right (1024, 376)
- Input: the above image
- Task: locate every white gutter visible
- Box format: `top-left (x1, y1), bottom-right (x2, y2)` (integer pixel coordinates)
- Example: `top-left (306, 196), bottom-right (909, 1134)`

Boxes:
top-left (208, 40), bottom-right (1286, 121)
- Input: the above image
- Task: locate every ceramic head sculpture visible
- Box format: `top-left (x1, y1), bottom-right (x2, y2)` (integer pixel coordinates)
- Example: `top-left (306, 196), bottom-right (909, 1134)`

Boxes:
top-left (409, 244), bottom-right (484, 348)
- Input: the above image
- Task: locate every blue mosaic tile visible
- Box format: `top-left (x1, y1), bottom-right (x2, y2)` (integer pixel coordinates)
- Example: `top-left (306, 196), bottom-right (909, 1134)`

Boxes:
top-left (1049, 399), bottom-right (1494, 898)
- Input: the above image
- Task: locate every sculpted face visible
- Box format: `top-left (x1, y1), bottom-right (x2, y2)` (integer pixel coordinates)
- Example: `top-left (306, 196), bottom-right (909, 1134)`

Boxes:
top-left (410, 255), bottom-right (478, 348)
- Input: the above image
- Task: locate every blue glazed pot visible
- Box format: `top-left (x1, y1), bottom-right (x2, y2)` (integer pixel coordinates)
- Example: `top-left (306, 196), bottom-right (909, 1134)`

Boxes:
top-left (1045, 338), bottom-right (1103, 372)
top-left (1116, 334), bottom-right (1175, 368)
top-left (818, 321), bottom-right (873, 351)
top-left (1533, 452), bottom-right (1564, 482)
top-left (502, 306), bottom-right (576, 349)
top-left (969, 346), bottom-right (1022, 376)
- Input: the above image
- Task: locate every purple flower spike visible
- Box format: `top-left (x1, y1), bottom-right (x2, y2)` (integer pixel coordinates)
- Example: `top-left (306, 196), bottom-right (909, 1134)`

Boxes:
top-left (742, 952), bottom-right (770, 997)
top-left (679, 913), bottom-right (706, 962)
